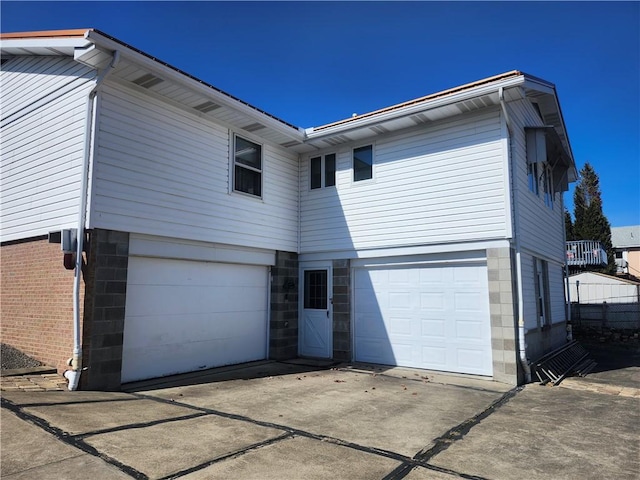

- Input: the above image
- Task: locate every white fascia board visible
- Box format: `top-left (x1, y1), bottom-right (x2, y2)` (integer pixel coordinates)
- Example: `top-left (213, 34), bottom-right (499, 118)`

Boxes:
top-left (85, 31), bottom-right (305, 143)
top-left (0, 37), bottom-right (91, 53)
top-left (305, 76), bottom-right (526, 140)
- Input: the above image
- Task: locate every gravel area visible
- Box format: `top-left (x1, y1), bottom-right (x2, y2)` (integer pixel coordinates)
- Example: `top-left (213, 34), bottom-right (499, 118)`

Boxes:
top-left (1, 343), bottom-right (44, 371)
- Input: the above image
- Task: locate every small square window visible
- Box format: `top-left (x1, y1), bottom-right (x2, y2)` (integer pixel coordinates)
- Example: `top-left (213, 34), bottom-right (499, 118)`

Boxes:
top-left (353, 145), bottom-right (373, 181)
top-left (234, 135), bottom-right (262, 197)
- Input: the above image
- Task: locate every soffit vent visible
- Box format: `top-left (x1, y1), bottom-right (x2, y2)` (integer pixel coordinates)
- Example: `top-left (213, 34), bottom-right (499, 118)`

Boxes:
top-left (410, 113), bottom-right (429, 125)
top-left (457, 94), bottom-right (493, 113)
top-left (369, 125), bottom-right (389, 135)
top-left (243, 122), bottom-right (267, 133)
top-left (323, 134), bottom-right (350, 147)
top-left (280, 140), bottom-right (301, 148)
top-left (194, 101), bottom-right (221, 113)
top-left (133, 73), bottom-right (164, 89)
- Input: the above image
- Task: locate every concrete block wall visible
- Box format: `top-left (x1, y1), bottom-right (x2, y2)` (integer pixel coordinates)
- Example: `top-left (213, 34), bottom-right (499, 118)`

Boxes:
top-left (0, 236), bottom-right (82, 374)
top-left (269, 251), bottom-right (299, 360)
top-left (80, 229), bottom-right (129, 391)
top-left (487, 247), bottom-right (519, 385)
top-left (332, 259), bottom-right (351, 361)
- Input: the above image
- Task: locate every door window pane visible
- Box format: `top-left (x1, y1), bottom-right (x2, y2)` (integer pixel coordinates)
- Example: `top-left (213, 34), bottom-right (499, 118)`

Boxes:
top-left (304, 270), bottom-right (327, 309)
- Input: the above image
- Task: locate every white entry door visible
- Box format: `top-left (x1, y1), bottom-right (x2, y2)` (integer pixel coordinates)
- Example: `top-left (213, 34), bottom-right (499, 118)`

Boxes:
top-left (299, 265), bottom-right (332, 358)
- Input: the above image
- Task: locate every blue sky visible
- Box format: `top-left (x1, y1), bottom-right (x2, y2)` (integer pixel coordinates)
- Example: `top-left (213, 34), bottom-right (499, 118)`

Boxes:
top-left (2, 1), bottom-right (639, 227)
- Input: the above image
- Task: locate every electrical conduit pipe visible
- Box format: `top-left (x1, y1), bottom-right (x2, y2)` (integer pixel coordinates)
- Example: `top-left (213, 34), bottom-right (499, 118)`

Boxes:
top-left (65, 50), bottom-right (120, 391)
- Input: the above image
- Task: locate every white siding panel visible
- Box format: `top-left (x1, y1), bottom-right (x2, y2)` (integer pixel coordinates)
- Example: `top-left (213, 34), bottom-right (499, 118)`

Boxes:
top-left (91, 83), bottom-right (298, 251)
top-left (508, 99), bottom-right (565, 262)
top-left (521, 253), bottom-right (538, 330)
top-left (549, 263), bottom-right (566, 323)
top-left (1, 56), bottom-right (94, 120)
top-left (0, 58), bottom-right (94, 241)
top-left (300, 108), bottom-right (508, 253)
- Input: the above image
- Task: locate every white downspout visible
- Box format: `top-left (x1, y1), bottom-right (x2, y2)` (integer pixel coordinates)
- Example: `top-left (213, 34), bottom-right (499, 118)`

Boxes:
top-left (65, 50), bottom-right (120, 391)
top-left (562, 197), bottom-right (572, 341)
top-left (499, 87), bottom-right (531, 383)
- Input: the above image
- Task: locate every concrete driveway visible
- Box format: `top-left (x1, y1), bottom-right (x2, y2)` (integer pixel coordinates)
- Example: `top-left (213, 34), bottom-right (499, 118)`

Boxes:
top-left (2, 360), bottom-right (639, 479)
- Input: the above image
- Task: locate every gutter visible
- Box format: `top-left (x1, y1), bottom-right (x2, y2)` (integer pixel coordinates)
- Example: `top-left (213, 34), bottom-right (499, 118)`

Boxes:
top-left (306, 75), bottom-right (526, 140)
top-left (65, 49), bottom-right (120, 391)
top-left (499, 87), bottom-right (532, 384)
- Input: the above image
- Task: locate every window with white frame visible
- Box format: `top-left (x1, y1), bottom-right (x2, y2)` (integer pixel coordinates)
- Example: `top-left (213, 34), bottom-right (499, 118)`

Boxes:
top-left (542, 165), bottom-right (554, 209)
top-left (310, 153), bottom-right (336, 190)
top-left (528, 161), bottom-right (539, 195)
top-left (533, 258), bottom-right (551, 328)
top-left (233, 134), bottom-right (262, 197)
top-left (353, 145), bottom-right (373, 181)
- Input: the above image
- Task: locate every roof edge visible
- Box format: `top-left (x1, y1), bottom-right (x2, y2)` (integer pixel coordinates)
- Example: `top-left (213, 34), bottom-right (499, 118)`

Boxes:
top-left (0, 29), bottom-right (92, 40)
top-left (311, 70), bottom-right (530, 132)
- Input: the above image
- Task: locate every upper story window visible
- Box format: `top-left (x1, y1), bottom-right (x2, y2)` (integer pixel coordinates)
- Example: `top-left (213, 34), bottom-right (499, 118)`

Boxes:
top-left (353, 145), bottom-right (373, 181)
top-left (526, 128), bottom-right (555, 208)
top-left (233, 134), bottom-right (262, 197)
top-left (310, 153), bottom-right (336, 190)
top-left (542, 165), bottom-right (554, 209)
top-left (528, 162), bottom-right (539, 195)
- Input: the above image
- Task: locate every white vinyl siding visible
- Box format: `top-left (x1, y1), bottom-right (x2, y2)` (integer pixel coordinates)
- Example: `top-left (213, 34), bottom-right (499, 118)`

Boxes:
top-left (508, 99), bottom-right (565, 262)
top-left (91, 82), bottom-right (299, 252)
top-left (548, 263), bottom-right (566, 323)
top-left (300, 108), bottom-right (507, 253)
top-left (0, 56), bottom-right (95, 242)
top-left (522, 253), bottom-right (566, 330)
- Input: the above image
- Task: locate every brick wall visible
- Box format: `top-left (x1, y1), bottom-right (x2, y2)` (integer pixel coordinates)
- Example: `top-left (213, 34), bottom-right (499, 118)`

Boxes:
top-left (269, 251), bottom-right (299, 359)
top-left (0, 236), bottom-right (84, 374)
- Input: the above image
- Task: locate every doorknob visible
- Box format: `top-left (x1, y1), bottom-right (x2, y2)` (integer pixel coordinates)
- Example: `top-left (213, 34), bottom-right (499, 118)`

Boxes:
top-left (326, 310), bottom-right (329, 318)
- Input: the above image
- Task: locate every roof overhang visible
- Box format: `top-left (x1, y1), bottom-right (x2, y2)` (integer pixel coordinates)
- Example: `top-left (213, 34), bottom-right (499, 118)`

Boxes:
top-left (1, 29), bottom-right (310, 153)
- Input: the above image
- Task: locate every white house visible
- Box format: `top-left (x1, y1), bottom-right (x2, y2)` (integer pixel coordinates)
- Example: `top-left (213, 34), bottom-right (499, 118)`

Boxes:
top-left (0, 29), bottom-right (577, 390)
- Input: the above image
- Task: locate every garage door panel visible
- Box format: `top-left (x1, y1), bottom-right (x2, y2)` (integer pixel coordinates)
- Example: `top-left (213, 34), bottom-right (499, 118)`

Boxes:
top-left (355, 263), bottom-right (492, 376)
top-left (122, 257), bottom-right (268, 383)
top-left (422, 346), bottom-right (447, 366)
top-left (421, 318), bottom-right (446, 338)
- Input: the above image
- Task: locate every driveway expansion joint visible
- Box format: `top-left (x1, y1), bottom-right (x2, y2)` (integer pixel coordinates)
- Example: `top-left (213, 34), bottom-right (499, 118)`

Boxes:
top-left (380, 386), bottom-right (522, 480)
top-left (158, 432), bottom-right (295, 479)
top-left (1, 397), bottom-right (147, 479)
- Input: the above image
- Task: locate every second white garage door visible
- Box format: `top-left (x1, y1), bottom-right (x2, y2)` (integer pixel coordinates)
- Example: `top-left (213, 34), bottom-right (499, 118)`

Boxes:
top-left (354, 263), bottom-right (492, 376)
top-left (122, 257), bottom-right (268, 383)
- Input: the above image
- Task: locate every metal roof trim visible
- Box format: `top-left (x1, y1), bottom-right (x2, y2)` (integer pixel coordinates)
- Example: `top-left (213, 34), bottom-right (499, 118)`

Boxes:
top-left (309, 71), bottom-right (530, 133)
top-left (85, 29), bottom-right (303, 136)
top-left (0, 29), bottom-right (92, 40)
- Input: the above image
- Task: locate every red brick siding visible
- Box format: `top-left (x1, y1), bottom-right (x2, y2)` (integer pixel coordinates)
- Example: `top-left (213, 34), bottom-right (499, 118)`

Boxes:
top-left (1, 238), bottom-right (84, 373)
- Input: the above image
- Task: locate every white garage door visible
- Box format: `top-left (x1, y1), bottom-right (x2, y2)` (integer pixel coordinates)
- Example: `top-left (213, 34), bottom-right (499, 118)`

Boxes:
top-left (354, 263), bottom-right (492, 376)
top-left (122, 257), bottom-right (268, 383)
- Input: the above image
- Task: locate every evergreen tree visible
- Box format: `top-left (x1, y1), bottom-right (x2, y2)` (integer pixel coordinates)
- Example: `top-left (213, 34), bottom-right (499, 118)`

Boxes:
top-left (572, 163), bottom-right (616, 273)
top-left (564, 209), bottom-right (575, 241)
